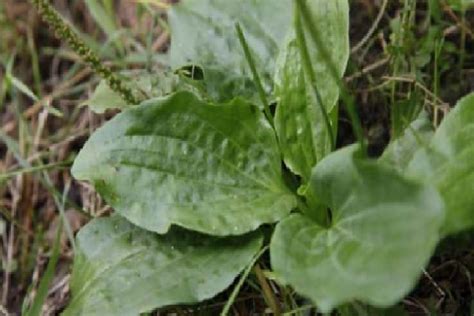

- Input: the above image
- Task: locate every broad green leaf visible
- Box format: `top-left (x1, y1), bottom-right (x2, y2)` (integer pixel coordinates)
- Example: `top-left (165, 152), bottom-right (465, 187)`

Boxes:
top-left (72, 91), bottom-right (296, 235)
top-left (271, 145), bottom-right (444, 312)
top-left (168, 0), bottom-right (292, 102)
top-left (274, 0), bottom-right (349, 180)
top-left (64, 216), bottom-right (263, 316)
top-left (408, 93), bottom-right (474, 235)
top-left (84, 72), bottom-right (207, 113)
top-left (380, 111), bottom-right (434, 172)
top-left (85, 80), bottom-right (128, 113)
top-left (301, 0), bottom-right (349, 114)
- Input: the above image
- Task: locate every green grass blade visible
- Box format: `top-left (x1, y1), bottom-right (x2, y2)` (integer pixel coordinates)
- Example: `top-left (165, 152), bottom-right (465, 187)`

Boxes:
top-left (7, 74), bottom-right (39, 102)
top-left (235, 23), bottom-right (274, 127)
top-left (220, 246), bottom-right (268, 316)
top-left (0, 161), bottom-right (71, 182)
top-left (24, 223), bottom-right (62, 316)
top-left (84, 0), bottom-right (118, 38)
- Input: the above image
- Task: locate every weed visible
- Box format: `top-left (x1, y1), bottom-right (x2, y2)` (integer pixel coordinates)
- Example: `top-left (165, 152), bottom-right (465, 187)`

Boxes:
top-left (2, 0), bottom-right (473, 315)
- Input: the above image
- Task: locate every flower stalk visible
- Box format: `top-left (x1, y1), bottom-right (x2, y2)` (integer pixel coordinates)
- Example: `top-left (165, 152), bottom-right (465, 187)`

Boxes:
top-left (30, 0), bottom-right (139, 105)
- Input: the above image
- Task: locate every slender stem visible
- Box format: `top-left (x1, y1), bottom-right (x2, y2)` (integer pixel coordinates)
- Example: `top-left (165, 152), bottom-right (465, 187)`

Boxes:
top-left (295, 0), bottom-right (366, 154)
top-left (390, 0), bottom-right (412, 136)
top-left (235, 23), bottom-right (274, 127)
top-left (433, 38), bottom-right (443, 127)
top-left (283, 304), bottom-right (314, 316)
top-left (0, 161), bottom-right (70, 181)
top-left (294, 8), bottom-right (335, 151)
top-left (254, 263), bottom-right (281, 315)
top-left (351, 0), bottom-right (389, 53)
top-left (24, 223), bottom-right (62, 316)
top-left (30, 0), bottom-right (139, 105)
top-left (220, 246), bottom-right (269, 316)
top-left (459, 9), bottom-right (466, 82)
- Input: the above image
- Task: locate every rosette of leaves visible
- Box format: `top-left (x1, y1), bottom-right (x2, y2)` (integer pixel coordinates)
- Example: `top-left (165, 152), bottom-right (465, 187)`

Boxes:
top-left (66, 0), bottom-right (474, 314)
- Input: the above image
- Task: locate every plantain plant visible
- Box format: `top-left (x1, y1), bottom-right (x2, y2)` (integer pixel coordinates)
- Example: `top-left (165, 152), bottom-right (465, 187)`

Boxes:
top-left (34, 0), bottom-right (474, 314)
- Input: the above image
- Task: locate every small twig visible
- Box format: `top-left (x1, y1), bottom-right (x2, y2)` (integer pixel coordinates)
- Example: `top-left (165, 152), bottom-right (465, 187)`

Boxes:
top-left (346, 57), bottom-right (390, 82)
top-left (254, 264), bottom-right (281, 315)
top-left (442, 1), bottom-right (474, 39)
top-left (48, 275), bottom-right (70, 296)
top-left (152, 32), bottom-right (170, 52)
top-left (422, 269), bottom-right (445, 309)
top-left (351, 0), bottom-right (389, 54)
top-left (382, 75), bottom-right (449, 108)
